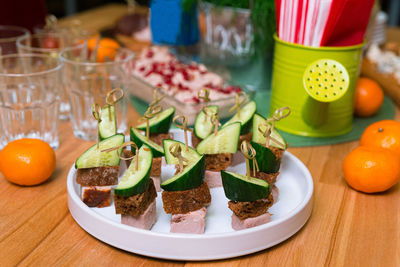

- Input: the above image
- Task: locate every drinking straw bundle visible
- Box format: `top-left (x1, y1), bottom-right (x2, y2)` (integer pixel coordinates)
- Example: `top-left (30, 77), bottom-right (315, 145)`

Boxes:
top-left (275, 0), bottom-right (375, 47)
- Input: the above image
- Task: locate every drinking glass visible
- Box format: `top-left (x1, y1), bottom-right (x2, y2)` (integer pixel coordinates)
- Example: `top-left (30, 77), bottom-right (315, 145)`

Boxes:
top-left (59, 46), bottom-right (134, 141)
top-left (0, 25), bottom-right (30, 55)
top-left (0, 54), bottom-right (63, 149)
top-left (17, 32), bottom-right (85, 120)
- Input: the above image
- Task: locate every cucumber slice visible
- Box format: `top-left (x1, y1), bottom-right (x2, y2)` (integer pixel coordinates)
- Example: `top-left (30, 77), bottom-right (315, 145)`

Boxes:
top-left (161, 156), bottom-right (205, 191)
top-left (75, 134), bottom-right (125, 169)
top-left (223, 101), bottom-right (256, 134)
top-left (99, 105), bottom-right (117, 140)
top-left (130, 127), bottom-right (164, 158)
top-left (114, 145), bottom-right (153, 196)
top-left (135, 107), bottom-right (175, 134)
top-left (196, 122), bottom-right (241, 154)
top-left (252, 113), bottom-right (286, 150)
top-left (163, 139), bottom-right (201, 165)
top-left (250, 141), bottom-right (280, 173)
top-left (194, 105), bottom-right (219, 139)
top-left (221, 170), bottom-right (270, 202)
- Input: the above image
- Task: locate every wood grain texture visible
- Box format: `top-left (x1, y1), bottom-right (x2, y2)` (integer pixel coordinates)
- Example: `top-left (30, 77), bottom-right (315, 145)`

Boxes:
top-left (1, 4), bottom-right (400, 266)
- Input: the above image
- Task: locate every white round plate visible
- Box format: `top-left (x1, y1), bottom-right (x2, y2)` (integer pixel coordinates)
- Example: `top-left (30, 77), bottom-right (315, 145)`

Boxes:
top-left (67, 130), bottom-right (314, 261)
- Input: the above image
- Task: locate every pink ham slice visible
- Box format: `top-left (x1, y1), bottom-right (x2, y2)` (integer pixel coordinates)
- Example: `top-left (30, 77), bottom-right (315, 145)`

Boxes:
top-left (205, 170), bottom-right (222, 188)
top-left (231, 212), bottom-right (271, 231)
top-left (151, 176), bottom-right (161, 192)
top-left (121, 200), bottom-right (157, 230)
top-left (170, 207), bottom-right (206, 234)
top-left (272, 185), bottom-right (279, 204)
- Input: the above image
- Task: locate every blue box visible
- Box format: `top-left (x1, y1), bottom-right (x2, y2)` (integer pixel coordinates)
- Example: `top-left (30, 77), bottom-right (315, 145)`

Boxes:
top-left (150, 0), bottom-right (199, 45)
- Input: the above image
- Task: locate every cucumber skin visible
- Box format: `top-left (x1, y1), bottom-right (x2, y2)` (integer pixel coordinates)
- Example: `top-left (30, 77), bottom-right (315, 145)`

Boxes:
top-left (114, 170), bottom-right (151, 197)
top-left (130, 128), bottom-right (165, 158)
top-left (75, 133), bottom-right (125, 169)
top-left (240, 118), bottom-right (252, 135)
top-left (250, 141), bottom-right (280, 173)
top-left (161, 156), bottom-right (206, 192)
top-left (221, 170), bottom-right (270, 202)
top-left (135, 107), bottom-right (175, 134)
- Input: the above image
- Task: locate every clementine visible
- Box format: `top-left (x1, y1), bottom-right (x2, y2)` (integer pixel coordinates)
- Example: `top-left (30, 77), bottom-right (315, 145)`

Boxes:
top-left (360, 120), bottom-right (400, 155)
top-left (0, 138), bottom-right (56, 186)
top-left (342, 146), bottom-right (400, 193)
top-left (87, 37), bottom-right (120, 62)
top-left (354, 77), bottom-right (384, 117)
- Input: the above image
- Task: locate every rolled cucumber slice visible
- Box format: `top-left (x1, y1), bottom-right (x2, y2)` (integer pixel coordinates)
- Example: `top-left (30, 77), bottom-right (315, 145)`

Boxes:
top-left (75, 134), bottom-right (125, 169)
top-left (130, 127), bottom-right (165, 157)
top-left (163, 139), bottom-right (201, 165)
top-left (250, 141), bottom-right (280, 173)
top-left (223, 101), bottom-right (256, 134)
top-left (221, 170), bottom-right (270, 202)
top-left (135, 107), bottom-right (175, 134)
top-left (99, 105), bottom-right (117, 140)
top-left (196, 122), bottom-right (241, 154)
top-left (161, 156), bottom-right (205, 191)
top-left (114, 145), bottom-right (153, 197)
top-left (252, 113), bottom-right (286, 150)
top-left (194, 105), bottom-right (219, 139)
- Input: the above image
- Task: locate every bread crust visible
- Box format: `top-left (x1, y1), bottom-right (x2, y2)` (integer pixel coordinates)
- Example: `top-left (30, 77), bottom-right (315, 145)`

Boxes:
top-left (114, 179), bottom-right (157, 216)
top-left (162, 182), bottom-right (211, 214)
top-left (205, 153), bottom-right (231, 171)
top-left (76, 166), bottom-right (119, 186)
top-left (228, 193), bottom-right (274, 220)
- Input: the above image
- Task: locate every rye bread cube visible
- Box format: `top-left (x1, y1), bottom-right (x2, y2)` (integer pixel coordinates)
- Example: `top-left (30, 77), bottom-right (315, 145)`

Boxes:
top-left (76, 166), bottom-right (119, 208)
top-left (228, 194), bottom-right (274, 220)
top-left (162, 182), bottom-right (211, 215)
top-left (149, 132), bottom-right (174, 147)
top-left (114, 179), bottom-right (157, 217)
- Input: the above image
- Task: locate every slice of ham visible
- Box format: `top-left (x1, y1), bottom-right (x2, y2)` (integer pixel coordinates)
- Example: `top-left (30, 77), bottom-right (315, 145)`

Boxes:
top-left (205, 170), bottom-right (222, 188)
top-left (170, 207), bottom-right (206, 234)
top-left (121, 200), bottom-right (157, 230)
top-left (151, 176), bottom-right (161, 192)
top-left (81, 186), bottom-right (112, 208)
top-left (231, 212), bottom-right (271, 231)
top-left (272, 185), bottom-right (279, 204)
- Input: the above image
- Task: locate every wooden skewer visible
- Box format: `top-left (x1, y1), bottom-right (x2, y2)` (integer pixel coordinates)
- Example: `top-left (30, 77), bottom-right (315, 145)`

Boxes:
top-left (173, 115), bottom-right (191, 151)
top-left (92, 103), bottom-right (102, 149)
top-left (211, 114), bottom-right (221, 136)
top-left (259, 107), bottom-right (291, 147)
top-left (101, 141), bottom-right (139, 171)
top-left (198, 89), bottom-right (211, 122)
top-left (229, 91), bottom-right (247, 119)
top-left (143, 104), bottom-right (162, 140)
top-left (240, 140), bottom-right (259, 178)
top-left (105, 87), bottom-right (124, 121)
top-left (169, 143), bottom-right (189, 173)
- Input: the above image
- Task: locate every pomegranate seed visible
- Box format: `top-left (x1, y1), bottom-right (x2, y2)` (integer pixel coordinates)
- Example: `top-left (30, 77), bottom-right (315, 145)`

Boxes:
top-left (146, 51), bottom-right (154, 58)
top-left (192, 96), bottom-right (200, 103)
top-left (139, 66), bottom-right (145, 72)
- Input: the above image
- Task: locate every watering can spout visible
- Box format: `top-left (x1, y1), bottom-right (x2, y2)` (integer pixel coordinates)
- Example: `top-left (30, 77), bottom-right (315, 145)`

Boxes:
top-left (302, 59), bottom-right (350, 128)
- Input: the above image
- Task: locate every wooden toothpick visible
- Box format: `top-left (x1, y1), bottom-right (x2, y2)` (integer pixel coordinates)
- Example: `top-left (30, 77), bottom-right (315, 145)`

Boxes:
top-left (173, 115), bottom-right (191, 151)
top-left (169, 143), bottom-right (189, 173)
top-left (92, 103), bottom-right (102, 149)
top-left (229, 91), bottom-right (247, 119)
top-left (240, 140), bottom-right (259, 178)
top-left (105, 87), bottom-right (124, 121)
top-left (258, 107), bottom-right (291, 147)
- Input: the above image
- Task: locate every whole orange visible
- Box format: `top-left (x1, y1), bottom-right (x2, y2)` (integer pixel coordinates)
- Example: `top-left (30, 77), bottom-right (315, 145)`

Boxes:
top-left (360, 120), bottom-right (400, 155)
top-left (0, 138), bottom-right (56, 186)
top-left (354, 77), bottom-right (384, 117)
top-left (342, 146), bottom-right (400, 193)
top-left (87, 37), bottom-right (120, 62)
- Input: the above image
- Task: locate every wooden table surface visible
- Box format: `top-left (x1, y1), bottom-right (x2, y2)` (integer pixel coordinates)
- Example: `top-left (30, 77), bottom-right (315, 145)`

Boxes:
top-left (1, 4), bottom-right (400, 266)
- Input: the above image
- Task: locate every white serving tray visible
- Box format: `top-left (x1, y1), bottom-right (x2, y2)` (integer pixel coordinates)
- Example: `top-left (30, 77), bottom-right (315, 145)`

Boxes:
top-left (67, 130), bottom-right (313, 261)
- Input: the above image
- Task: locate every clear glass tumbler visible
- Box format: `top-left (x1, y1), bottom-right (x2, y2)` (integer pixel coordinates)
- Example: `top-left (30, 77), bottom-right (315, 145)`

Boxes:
top-left (17, 32), bottom-right (85, 120)
top-left (0, 54), bottom-right (63, 149)
top-left (59, 46), bottom-right (134, 141)
top-left (0, 25), bottom-right (30, 55)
